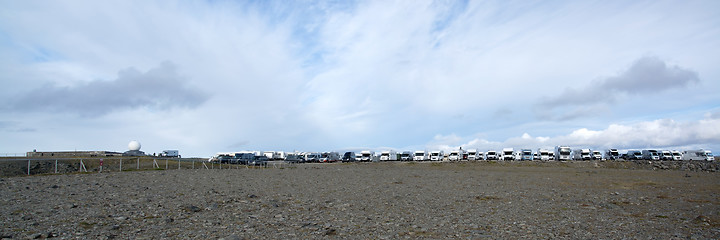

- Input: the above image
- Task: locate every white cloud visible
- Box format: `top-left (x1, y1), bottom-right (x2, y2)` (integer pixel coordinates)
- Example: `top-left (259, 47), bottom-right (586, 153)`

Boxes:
top-left (433, 115), bottom-right (720, 152)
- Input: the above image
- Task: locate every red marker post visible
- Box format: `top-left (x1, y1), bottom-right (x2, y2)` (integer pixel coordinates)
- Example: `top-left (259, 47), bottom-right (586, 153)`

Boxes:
top-left (99, 158), bottom-right (104, 173)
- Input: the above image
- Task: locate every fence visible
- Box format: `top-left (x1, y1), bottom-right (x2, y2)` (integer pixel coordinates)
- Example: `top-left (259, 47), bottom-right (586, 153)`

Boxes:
top-left (0, 157), bottom-right (291, 177)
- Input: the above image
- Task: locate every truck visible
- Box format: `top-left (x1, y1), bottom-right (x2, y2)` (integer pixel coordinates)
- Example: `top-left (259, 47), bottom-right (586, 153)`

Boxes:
top-left (605, 149), bottom-right (619, 161)
top-left (502, 148), bottom-right (515, 161)
top-left (161, 150), bottom-right (179, 158)
top-left (555, 146), bottom-right (571, 161)
top-left (682, 150), bottom-right (714, 161)
top-left (429, 151), bottom-right (443, 161)
top-left (485, 151), bottom-right (499, 160)
top-left (379, 151), bottom-right (397, 161)
top-left (520, 149), bottom-right (533, 161)
top-left (625, 150), bottom-right (643, 160)
top-left (467, 149), bottom-right (478, 160)
top-left (572, 149), bottom-right (591, 161)
top-left (641, 150), bottom-right (660, 160)
top-left (592, 150), bottom-right (602, 160)
top-left (537, 149), bottom-right (551, 161)
top-left (414, 150), bottom-right (428, 161)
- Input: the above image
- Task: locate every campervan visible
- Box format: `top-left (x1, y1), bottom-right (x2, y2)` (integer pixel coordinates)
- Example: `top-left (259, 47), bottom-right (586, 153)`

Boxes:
top-left (555, 146), bottom-right (571, 161)
top-left (671, 150), bottom-right (682, 160)
top-left (467, 149), bottom-right (478, 160)
top-left (537, 149), bottom-right (551, 161)
top-left (161, 150), bottom-right (179, 158)
top-left (429, 151), bottom-right (443, 161)
top-left (360, 151), bottom-right (374, 162)
top-left (502, 148), bottom-right (515, 161)
top-left (448, 150), bottom-right (461, 161)
top-left (380, 151), bottom-right (397, 161)
top-left (399, 151), bottom-right (413, 161)
top-left (625, 150), bottom-right (643, 160)
top-left (682, 150), bottom-right (714, 161)
top-left (342, 152), bottom-right (356, 162)
top-left (572, 149), bottom-right (591, 161)
top-left (605, 149), bottom-right (619, 161)
top-left (486, 151), bottom-right (499, 160)
top-left (641, 150), bottom-right (660, 160)
top-left (414, 151), bottom-right (428, 161)
top-left (592, 150), bottom-right (602, 160)
top-left (660, 150), bottom-right (673, 160)
top-left (520, 149), bottom-right (533, 161)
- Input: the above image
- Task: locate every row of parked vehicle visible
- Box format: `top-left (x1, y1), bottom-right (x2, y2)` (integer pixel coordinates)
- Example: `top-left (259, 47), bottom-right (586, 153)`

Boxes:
top-left (210, 148), bottom-right (714, 165)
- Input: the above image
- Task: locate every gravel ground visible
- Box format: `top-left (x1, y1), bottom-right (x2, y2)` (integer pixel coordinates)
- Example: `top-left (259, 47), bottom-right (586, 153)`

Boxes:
top-left (1, 161), bottom-right (719, 239)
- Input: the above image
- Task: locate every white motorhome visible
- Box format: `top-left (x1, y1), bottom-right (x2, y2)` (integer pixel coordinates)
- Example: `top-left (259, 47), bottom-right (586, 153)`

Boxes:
top-left (414, 150), bottom-right (428, 161)
top-left (399, 151), bottom-right (413, 161)
top-left (161, 150), bottom-right (179, 158)
top-left (502, 148), bottom-right (515, 161)
top-left (605, 149), bottom-right (619, 161)
top-left (360, 151), bottom-right (374, 162)
top-left (641, 150), bottom-right (660, 160)
top-left (430, 151), bottom-right (443, 161)
top-left (555, 146), bottom-right (571, 161)
top-left (572, 149), bottom-right (591, 161)
top-left (467, 149), bottom-right (478, 160)
top-left (477, 152), bottom-right (485, 160)
top-left (448, 150), bottom-right (461, 161)
top-left (671, 150), bottom-right (682, 160)
top-left (548, 151), bottom-right (555, 161)
top-left (537, 149), bottom-right (551, 161)
top-left (660, 150), bottom-right (673, 160)
top-left (682, 150), bottom-right (714, 161)
top-left (380, 151), bottom-right (397, 161)
top-left (592, 150), bottom-right (602, 160)
top-left (486, 151), bottom-right (499, 160)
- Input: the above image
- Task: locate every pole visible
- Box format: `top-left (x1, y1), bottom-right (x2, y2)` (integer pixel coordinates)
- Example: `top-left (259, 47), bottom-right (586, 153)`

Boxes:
top-left (120, 158), bottom-right (122, 171)
top-left (165, 158), bottom-right (168, 170)
top-left (55, 159), bottom-right (58, 174)
top-left (27, 160), bottom-right (30, 175)
top-left (137, 157), bottom-right (140, 170)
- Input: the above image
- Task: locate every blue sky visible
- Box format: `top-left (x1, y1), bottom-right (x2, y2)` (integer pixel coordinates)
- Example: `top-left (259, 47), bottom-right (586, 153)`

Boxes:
top-left (1, 0), bottom-right (719, 157)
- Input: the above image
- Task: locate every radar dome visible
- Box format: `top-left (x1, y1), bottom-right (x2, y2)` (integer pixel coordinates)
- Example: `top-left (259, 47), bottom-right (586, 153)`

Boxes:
top-left (128, 141), bottom-right (141, 151)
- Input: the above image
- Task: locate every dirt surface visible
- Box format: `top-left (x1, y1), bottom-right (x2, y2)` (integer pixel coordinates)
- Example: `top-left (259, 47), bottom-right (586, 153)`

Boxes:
top-left (1, 161), bottom-right (719, 239)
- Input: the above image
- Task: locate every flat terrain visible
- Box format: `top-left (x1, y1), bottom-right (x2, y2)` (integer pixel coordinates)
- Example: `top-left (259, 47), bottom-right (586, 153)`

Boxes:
top-left (1, 161), bottom-right (719, 239)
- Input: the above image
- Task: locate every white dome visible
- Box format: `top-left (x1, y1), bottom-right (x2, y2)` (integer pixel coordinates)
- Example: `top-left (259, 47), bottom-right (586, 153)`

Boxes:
top-left (128, 141), bottom-right (141, 151)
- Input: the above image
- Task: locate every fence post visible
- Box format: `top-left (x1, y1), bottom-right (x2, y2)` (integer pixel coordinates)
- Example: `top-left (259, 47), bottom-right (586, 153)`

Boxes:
top-left (137, 158), bottom-right (140, 170)
top-left (178, 158), bottom-right (180, 170)
top-left (27, 159), bottom-right (30, 175)
top-left (165, 158), bottom-right (168, 170)
top-left (120, 158), bottom-right (122, 172)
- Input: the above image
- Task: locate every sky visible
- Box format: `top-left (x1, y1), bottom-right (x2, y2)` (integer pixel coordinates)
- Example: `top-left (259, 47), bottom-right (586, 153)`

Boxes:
top-left (1, 0), bottom-right (719, 157)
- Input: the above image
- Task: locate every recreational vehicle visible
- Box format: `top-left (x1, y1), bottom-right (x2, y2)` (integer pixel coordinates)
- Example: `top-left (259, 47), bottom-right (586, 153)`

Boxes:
top-left (360, 151), bottom-right (374, 162)
top-left (161, 150), bottom-right (179, 158)
top-left (520, 149), bottom-right (533, 161)
top-left (660, 150), bottom-right (673, 160)
top-left (682, 150), bottom-right (714, 161)
top-left (399, 151), bottom-right (413, 161)
top-left (467, 149), bottom-right (478, 160)
top-left (605, 149), bottom-right (619, 161)
top-left (414, 151), bottom-right (428, 161)
top-left (537, 149), bottom-right (551, 161)
top-left (430, 151), bottom-right (443, 161)
top-left (641, 150), bottom-right (660, 160)
top-left (555, 146), bottom-right (571, 161)
top-left (304, 152), bottom-right (321, 162)
top-left (486, 151), bottom-right (499, 160)
top-left (671, 150), bottom-right (682, 160)
top-left (625, 150), bottom-right (643, 160)
top-left (342, 152), bottom-right (356, 162)
top-left (502, 148), bottom-right (515, 161)
top-left (380, 151), bottom-right (397, 161)
top-left (592, 150), bottom-right (602, 160)
top-left (448, 150), bottom-right (461, 161)
top-left (572, 149), bottom-right (591, 161)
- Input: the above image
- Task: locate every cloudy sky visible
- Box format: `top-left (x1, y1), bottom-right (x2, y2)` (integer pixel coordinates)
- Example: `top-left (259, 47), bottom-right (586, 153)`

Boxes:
top-left (1, 0), bottom-right (719, 157)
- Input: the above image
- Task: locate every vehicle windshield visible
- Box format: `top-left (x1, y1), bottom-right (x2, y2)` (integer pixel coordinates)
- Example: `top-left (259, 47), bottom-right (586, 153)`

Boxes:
top-left (634, 152), bottom-right (642, 155)
top-left (673, 152), bottom-right (681, 156)
top-left (450, 153), bottom-right (458, 156)
top-left (416, 153), bottom-right (424, 156)
top-left (541, 152), bottom-right (548, 155)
